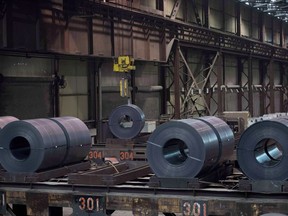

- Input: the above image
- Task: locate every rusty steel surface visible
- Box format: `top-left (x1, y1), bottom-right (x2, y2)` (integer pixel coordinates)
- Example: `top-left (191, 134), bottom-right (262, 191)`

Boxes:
top-left (1, 183), bottom-right (288, 216)
top-left (68, 162), bottom-right (151, 186)
top-left (0, 161), bottom-right (91, 183)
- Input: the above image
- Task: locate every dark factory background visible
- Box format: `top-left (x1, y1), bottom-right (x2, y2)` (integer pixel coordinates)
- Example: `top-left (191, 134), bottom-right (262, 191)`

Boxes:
top-left (1, 0), bottom-right (288, 125)
top-left (1, 0), bottom-right (288, 216)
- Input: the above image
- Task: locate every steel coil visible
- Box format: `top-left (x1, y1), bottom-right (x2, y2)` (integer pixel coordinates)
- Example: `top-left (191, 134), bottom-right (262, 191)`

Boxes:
top-left (237, 118), bottom-right (288, 180)
top-left (50, 116), bottom-right (91, 164)
top-left (197, 116), bottom-right (234, 164)
top-left (147, 117), bottom-right (234, 178)
top-left (108, 104), bottom-right (145, 139)
top-left (0, 116), bottom-right (19, 129)
top-left (0, 118), bottom-right (67, 172)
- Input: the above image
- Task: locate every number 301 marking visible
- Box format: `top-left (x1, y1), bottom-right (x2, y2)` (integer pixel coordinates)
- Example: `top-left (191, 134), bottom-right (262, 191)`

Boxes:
top-left (78, 197), bottom-right (101, 211)
top-left (183, 201), bottom-right (207, 216)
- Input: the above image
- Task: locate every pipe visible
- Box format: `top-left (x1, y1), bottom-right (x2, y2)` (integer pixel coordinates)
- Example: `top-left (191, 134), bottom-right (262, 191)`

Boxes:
top-left (101, 86), bottom-right (163, 93)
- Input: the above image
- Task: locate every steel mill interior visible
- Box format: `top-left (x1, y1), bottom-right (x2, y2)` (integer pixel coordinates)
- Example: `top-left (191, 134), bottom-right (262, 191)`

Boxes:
top-left (1, 0), bottom-right (288, 216)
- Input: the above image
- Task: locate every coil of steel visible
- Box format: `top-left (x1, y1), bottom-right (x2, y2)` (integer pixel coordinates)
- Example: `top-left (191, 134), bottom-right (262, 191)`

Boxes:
top-left (0, 117), bottom-right (91, 173)
top-left (50, 116), bottom-right (91, 164)
top-left (237, 117), bottom-right (288, 180)
top-left (0, 116), bottom-right (19, 129)
top-left (146, 117), bottom-right (234, 178)
top-left (196, 116), bottom-right (234, 164)
top-left (108, 104), bottom-right (145, 139)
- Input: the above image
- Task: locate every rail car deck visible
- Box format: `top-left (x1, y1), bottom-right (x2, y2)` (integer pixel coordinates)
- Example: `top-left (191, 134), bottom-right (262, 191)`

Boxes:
top-left (0, 161), bottom-right (288, 216)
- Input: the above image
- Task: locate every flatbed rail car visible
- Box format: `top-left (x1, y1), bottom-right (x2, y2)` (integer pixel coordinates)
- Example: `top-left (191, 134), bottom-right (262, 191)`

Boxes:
top-left (1, 170), bottom-right (288, 216)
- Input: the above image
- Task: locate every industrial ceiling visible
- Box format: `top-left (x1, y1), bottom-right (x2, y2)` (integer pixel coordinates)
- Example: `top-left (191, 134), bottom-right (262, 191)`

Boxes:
top-left (239, 0), bottom-right (288, 21)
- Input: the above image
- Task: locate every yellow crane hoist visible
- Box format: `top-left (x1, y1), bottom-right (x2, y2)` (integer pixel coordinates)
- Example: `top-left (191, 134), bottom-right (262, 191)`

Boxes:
top-left (113, 56), bottom-right (136, 98)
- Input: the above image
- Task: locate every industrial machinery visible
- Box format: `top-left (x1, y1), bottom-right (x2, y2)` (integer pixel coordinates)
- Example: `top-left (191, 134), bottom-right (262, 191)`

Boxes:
top-left (113, 56), bottom-right (136, 98)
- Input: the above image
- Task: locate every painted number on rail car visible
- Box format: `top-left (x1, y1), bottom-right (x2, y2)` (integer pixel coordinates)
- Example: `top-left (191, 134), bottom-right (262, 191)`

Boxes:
top-left (119, 151), bottom-right (134, 160)
top-left (88, 151), bottom-right (103, 160)
top-left (76, 196), bottom-right (105, 212)
top-left (183, 201), bottom-right (207, 216)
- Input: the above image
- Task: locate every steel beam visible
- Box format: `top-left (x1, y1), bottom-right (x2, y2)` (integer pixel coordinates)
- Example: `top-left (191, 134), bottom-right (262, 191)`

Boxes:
top-left (280, 63), bottom-right (285, 112)
top-left (268, 59), bottom-right (275, 113)
top-left (170, 0), bottom-right (182, 19)
top-left (53, 58), bottom-right (60, 117)
top-left (217, 53), bottom-right (224, 115)
top-left (259, 60), bottom-right (267, 116)
top-left (54, 0), bottom-right (288, 61)
top-left (173, 40), bottom-right (181, 119)
top-left (96, 62), bottom-right (103, 143)
top-left (160, 66), bottom-right (167, 115)
top-left (280, 20), bottom-right (285, 48)
top-left (259, 13), bottom-right (264, 43)
top-left (203, 0), bottom-right (210, 28)
top-left (191, 0), bottom-right (202, 26)
top-left (248, 56), bottom-right (254, 116)
top-left (5, 0), bottom-right (12, 48)
top-left (236, 2), bottom-right (241, 36)
top-left (237, 58), bottom-right (244, 110)
top-left (110, 15), bottom-right (115, 56)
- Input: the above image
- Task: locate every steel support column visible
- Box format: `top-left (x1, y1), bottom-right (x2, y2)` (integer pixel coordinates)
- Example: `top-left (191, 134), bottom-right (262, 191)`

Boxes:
top-left (160, 65), bottom-right (167, 115)
top-left (191, 0), bottom-right (202, 26)
top-left (268, 60), bottom-right (275, 113)
top-left (280, 63), bottom-right (286, 112)
top-left (131, 70), bottom-right (136, 104)
top-left (173, 40), bottom-right (181, 119)
top-left (203, 54), bottom-right (213, 115)
top-left (170, 0), bottom-right (182, 19)
top-left (96, 62), bottom-right (103, 143)
top-left (222, 0), bottom-right (225, 31)
top-left (280, 20), bottom-right (285, 48)
top-left (5, 0), bottom-right (12, 48)
top-left (259, 60), bottom-right (266, 116)
top-left (236, 2), bottom-right (241, 36)
top-left (217, 52), bottom-right (224, 115)
top-left (110, 15), bottom-right (115, 56)
top-left (88, 60), bottom-right (96, 127)
top-left (237, 58), bottom-right (244, 111)
top-left (248, 56), bottom-right (254, 116)
top-left (203, 0), bottom-right (209, 28)
top-left (53, 58), bottom-right (60, 117)
top-left (87, 17), bottom-right (96, 127)
top-left (259, 13), bottom-right (264, 43)
top-left (271, 18), bottom-right (274, 45)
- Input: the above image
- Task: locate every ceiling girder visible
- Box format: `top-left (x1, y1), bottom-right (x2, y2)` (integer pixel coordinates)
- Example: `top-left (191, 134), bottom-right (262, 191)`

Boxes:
top-left (240, 0), bottom-right (288, 21)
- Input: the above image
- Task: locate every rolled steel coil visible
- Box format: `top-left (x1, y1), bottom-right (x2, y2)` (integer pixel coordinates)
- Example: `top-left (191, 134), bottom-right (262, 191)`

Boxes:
top-left (0, 116), bottom-right (19, 129)
top-left (0, 118), bottom-right (67, 172)
top-left (50, 116), bottom-right (91, 164)
top-left (108, 104), bottom-right (145, 139)
top-left (237, 118), bottom-right (288, 180)
top-left (146, 117), bottom-right (234, 178)
top-left (0, 117), bottom-right (91, 173)
top-left (196, 116), bottom-right (234, 164)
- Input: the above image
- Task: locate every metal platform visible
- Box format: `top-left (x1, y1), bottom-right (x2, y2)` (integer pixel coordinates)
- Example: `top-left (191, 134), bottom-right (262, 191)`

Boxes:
top-left (0, 163), bottom-right (288, 216)
top-left (1, 177), bottom-right (288, 216)
top-left (0, 137), bottom-right (288, 216)
top-left (68, 161), bottom-right (151, 186)
top-left (0, 161), bottom-right (91, 183)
